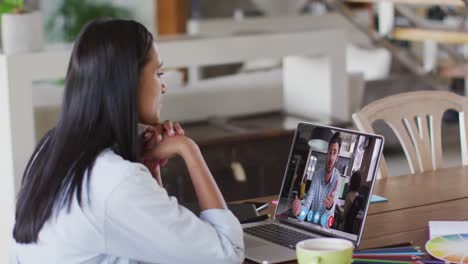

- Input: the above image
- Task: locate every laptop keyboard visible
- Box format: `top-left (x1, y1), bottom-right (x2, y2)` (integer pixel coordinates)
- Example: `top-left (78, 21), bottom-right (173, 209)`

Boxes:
top-left (244, 224), bottom-right (314, 249)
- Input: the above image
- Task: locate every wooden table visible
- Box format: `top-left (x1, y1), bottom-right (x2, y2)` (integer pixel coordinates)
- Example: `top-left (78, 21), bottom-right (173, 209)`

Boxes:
top-left (393, 28), bottom-right (468, 45)
top-left (241, 166), bottom-right (468, 262)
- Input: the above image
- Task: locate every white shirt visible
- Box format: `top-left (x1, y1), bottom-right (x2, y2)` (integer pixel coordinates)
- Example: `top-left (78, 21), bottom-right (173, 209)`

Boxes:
top-left (12, 149), bottom-right (244, 264)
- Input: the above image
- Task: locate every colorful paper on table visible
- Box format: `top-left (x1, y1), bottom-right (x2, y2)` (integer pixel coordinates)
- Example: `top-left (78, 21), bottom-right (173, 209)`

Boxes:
top-left (425, 233), bottom-right (468, 263)
top-left (429, 221), bottom-right (468, 239)
top-left (370, 194), bottom-right (388, 204)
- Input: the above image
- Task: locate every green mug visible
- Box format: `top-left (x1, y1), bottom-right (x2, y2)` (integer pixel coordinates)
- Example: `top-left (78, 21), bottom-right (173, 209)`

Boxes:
top-left (296, 238), bottom-right (354, 264)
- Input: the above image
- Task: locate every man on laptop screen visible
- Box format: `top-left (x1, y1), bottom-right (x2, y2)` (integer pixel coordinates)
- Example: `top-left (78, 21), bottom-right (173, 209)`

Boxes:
top-left (291, 132), bottom-right (341, 224)
top-left (274, 125), bottom-right (382, 240)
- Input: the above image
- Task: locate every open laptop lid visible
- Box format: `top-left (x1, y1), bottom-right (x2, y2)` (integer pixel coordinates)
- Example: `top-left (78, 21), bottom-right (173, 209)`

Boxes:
top-left (274, 122), bottom-right (384, 247)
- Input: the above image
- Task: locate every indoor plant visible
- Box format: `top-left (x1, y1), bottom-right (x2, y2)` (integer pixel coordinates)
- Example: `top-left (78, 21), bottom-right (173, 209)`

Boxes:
top-left (1, 0), bottom-right (44, 54)
top-left (46, 0), bottom-right (132, 43)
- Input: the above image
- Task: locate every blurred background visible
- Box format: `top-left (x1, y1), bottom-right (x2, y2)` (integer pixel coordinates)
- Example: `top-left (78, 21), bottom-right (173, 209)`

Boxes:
top-left (1, 0), bottom-right (467, 226)
top-left (2, 0), bottom-right (467, 201)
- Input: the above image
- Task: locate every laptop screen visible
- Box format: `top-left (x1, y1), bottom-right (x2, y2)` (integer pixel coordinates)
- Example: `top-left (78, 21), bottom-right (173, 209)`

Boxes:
top-left (275, 123), bottom-right (384, 243)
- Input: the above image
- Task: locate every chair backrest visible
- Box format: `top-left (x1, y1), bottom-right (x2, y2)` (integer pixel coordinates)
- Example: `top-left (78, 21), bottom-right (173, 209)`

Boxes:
top-left (352, 91), bottom-right (468, 178)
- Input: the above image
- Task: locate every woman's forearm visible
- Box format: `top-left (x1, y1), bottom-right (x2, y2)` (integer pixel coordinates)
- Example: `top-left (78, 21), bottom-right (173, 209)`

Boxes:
top-left (180, 139), bottom-right (226, 211)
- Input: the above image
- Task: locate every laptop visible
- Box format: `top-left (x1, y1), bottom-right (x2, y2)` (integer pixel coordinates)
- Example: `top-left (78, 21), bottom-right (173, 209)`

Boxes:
top-left (243, 122), bottom-right (384, 263)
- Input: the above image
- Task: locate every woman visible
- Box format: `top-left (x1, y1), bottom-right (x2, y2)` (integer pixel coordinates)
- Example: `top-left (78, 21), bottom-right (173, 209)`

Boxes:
top-left (12, 20), bottom-right (244, 263)
top-left (341, 171), bottom-right (361, 232)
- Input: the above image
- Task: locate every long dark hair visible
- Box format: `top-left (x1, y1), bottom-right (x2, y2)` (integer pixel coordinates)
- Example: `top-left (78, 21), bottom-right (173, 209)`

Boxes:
top-left (349, 171), bottom-right (362, 192)
top-left (13, 19), bottom-right (154, 243)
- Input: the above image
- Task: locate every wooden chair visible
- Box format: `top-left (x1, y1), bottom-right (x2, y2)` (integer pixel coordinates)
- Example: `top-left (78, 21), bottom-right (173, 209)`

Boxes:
top-left (352, 91), bottom-right (468, 178)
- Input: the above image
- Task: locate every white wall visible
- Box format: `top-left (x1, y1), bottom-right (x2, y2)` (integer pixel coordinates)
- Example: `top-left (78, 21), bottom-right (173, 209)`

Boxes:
top-left (112, 0), bottom-right (156, 36)
top-left (0, 55), bottom-right (17, 264)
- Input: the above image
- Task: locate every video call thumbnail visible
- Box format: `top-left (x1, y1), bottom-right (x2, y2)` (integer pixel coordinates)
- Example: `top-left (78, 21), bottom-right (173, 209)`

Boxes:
top-left (276, 124), bottom-right (383, 241)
